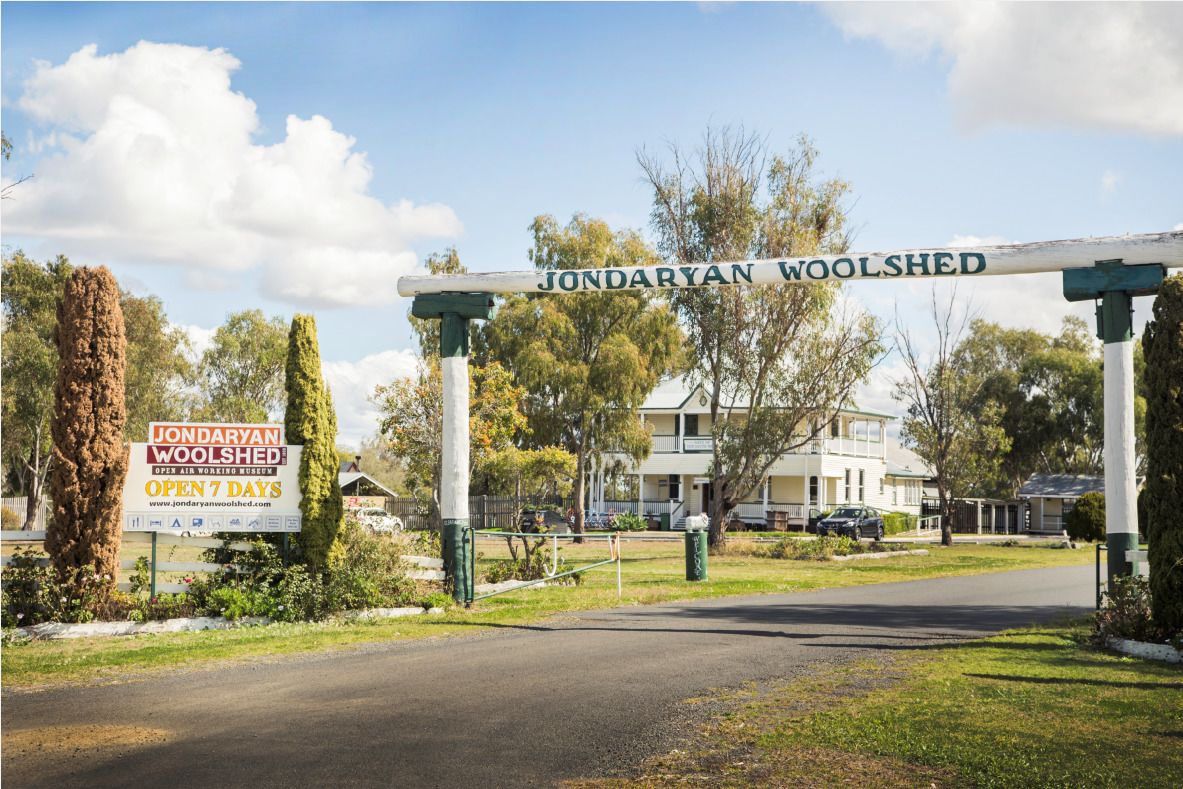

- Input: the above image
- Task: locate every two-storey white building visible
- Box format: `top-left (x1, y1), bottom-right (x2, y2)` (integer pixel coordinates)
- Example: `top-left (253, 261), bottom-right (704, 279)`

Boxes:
top-left (594, 379), bottom-right (928, 529)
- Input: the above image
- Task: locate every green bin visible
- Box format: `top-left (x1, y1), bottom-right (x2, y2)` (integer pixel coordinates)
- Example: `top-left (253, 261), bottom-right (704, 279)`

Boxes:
top-left (659, 512), bottom-right (671, 531)
top-left (684, 528), bottom-right (708, 581)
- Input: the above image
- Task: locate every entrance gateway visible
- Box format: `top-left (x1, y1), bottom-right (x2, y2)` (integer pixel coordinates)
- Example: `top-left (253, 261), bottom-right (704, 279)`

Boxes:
top-left (398, 232), bottom-right (1183, 601)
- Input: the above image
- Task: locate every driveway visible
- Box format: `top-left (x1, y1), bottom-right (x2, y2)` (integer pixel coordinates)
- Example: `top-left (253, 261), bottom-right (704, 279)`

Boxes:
top-left (1, 564), bottom-right (1092, 788)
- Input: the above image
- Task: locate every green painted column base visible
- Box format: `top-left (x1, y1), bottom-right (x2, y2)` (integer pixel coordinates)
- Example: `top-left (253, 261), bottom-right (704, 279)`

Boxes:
top-left (443, 519), bottom-right (471, 603)
top-left (685, 531), bottom-right (708, 581)
top-left (1107, 531), bottom-right (1139, 586)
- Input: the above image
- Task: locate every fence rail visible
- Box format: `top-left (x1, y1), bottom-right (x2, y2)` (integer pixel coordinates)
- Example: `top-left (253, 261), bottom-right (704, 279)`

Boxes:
top-left (1, 497), bottom-right (49, 530)
top-left (384, 495), bottom-right (565, 531)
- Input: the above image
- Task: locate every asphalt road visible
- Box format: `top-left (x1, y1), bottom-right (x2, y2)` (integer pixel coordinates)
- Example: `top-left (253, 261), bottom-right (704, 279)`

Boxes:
top-left (2, 564), bottom-right (1092, 788)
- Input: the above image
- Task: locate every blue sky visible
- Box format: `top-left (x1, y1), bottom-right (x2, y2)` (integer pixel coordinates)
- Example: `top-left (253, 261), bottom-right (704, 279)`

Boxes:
top-left (3, 2), bottom-right (1181, 444)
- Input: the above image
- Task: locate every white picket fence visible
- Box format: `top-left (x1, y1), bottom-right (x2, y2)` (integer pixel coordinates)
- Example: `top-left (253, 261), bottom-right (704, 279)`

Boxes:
top-left (1, 497), bottom-right (49, 530)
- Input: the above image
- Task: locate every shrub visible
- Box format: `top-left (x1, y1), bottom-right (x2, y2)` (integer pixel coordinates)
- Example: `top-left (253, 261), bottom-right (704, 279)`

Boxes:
top-left (1, 507), bottom-right (21, 530)
top-left (484, 544), bottom-right (581, 585)
top-left (285, 314), bottom-right (344, 572)
top-left (763, 535), bottom-right (860, 561)
top-left (1065, 492), bottom-right (1106, 542)
top-left (422, 592), bottom-right (453, 610)
top-left (47, 266), bottom-right (127, 591)
top-left (883, 512), bottom-right (917, 536)
top-left (1, 548), bottom-right (113, 626)
top-left (1094, 575), bottom-right (1162, 644)
top-left (613, 512), bottom-right (647, 532)
top-left (1142, 274), bottom-right (1183, 635)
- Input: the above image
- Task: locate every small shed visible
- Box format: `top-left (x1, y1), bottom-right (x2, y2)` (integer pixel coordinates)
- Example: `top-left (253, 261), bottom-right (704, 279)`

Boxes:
top-left (1018, 474), bottom-right (1104, 533)
top-left (339, 458), bottom-right (398, 509)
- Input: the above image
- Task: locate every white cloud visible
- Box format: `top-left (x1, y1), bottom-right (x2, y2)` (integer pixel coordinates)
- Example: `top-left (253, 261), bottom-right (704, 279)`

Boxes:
top-left (174, 323), bottom-right (216, 364)
top-left (322, 348), bottom-right (420, 447)
top-left (1, 42), bottom-right (461, 307)
top-left (1174, 222), bottom-right (1183, 231)
top-left (1101, 170), bottom-right (1120, 193)
top-left (822, 3), bottom-right (1183, 136)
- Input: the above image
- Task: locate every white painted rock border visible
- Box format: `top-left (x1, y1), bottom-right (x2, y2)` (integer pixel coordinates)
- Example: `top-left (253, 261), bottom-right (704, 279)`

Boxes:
top-left (11, 605), bottom-right (450, 640)
top-left (1108, 637), bottom-right (1182, 664)
top-left (831, 549), bottom-right (930, 562)
top-left (14, 616), bottom-right (271, 640)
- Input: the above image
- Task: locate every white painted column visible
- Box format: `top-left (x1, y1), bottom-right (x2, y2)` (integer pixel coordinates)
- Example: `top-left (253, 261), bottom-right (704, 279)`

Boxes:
top-left (1105, 337), bottom-right (1138, 566)
top-left (440, 354), bottom-right (469, 529)
top-left (638, 473), bottom-right (645, 516)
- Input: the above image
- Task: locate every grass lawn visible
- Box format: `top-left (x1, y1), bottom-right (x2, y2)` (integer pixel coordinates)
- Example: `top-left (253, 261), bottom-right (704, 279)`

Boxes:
top-left (591, 620), bottom-right (1183, 788)
top-left (2, 541), bottom-right (1091, 690)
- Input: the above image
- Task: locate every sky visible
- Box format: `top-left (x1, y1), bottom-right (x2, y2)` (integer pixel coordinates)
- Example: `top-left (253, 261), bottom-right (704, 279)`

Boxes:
top-left (3, 2), bottom-right (1181, 445)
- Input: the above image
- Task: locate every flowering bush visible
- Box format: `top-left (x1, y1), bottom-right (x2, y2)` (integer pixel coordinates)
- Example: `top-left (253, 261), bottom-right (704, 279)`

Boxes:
top-left (1093, 575), bottom-right (1171, 644)
top-left (1, 548), bottom-right (114, 626)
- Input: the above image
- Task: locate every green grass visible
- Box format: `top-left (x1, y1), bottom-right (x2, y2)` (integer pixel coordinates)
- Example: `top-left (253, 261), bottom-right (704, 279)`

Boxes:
top-left (2, 542), bottom-right (1091, 689)
top-left (764, 621), bottom-right (1183, 788)
top-left (594, 621), bottom-right (1183, 788)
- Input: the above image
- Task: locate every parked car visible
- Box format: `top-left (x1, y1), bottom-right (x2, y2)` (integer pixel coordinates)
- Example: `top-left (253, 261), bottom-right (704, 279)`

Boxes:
top-left (519, 509), bottom-right (572, 534)
top-left (816, 505), bottom-right (884, 541)
top-left (355, 507), bottom-right (403, 534)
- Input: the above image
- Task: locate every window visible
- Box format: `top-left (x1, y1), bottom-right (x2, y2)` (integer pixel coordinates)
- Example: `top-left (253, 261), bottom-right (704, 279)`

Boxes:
top-left (668, 474), bottom-right (680, 499)
top-left (684, 414), bottom-right (699, 436)
top-left (892, 480), bottom-right (898, 505)
top-left (879, 476), bottom-right (885, 496)
top-left (858, 469), bottom-right (865, 502)
top-left (809, 476), bottom-right (819, 506)
top-left (844, 469), bottom-right (851, 501)
top-left (830, 418), bottom-right (840, 438)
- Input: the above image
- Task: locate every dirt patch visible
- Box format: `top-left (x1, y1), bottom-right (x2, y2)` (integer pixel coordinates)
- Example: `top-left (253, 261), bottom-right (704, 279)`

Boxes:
top-left (2, 724), bottom-right (171, 758)
top-left (566, 652), bottom-right (958, 788)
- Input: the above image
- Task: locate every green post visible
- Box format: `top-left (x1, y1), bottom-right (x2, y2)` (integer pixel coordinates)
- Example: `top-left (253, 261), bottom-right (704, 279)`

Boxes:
top-left (685, 527), bottom-right (708, 581)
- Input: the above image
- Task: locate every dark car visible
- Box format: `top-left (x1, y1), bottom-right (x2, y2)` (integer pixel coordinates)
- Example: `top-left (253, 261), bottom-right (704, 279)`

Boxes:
top-left (816, 505), bottom-right (884, 541)
top-left (519, 509), bottom-right (572, 534)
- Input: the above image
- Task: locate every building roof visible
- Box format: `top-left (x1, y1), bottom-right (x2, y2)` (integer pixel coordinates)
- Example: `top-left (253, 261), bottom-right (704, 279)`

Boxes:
top-left (884, 438), bottom-right (933, 478)
top-left (1018, 474), bottom-right (1104, 498)
top-left (339, 471), bottom-right (397, 498)
top-left (640, 378), bottom-right (898, 420)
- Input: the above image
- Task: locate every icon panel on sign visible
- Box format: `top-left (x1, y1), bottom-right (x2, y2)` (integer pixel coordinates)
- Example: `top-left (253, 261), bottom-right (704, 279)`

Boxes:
top-left (285, 516), bottom-right (300, 531)
top-left (228, 517), bottom-right (243, 530)
top-left (190, 516), bottom-right (205, 530)
top-left (149, 517), bottom-right (163, 530)
top-left (126, 514), bottom-right (144, 530)
top-left (266, 516), bottom-right (281, 530)
top-left (169, 517), bottom-right (184, 529)
top-left (247, 517), bottom-right (261, 530)
top-left (209, 516), bottom-right (225, 530)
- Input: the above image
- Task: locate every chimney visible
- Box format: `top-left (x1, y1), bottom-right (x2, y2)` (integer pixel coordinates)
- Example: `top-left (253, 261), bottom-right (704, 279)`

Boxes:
top-left (355, 455), bottom-right (362, 472)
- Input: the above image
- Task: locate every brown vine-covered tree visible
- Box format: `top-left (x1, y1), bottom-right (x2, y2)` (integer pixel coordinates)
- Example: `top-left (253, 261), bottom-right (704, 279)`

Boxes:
top-left (46, 266), bottom-right (128, 588)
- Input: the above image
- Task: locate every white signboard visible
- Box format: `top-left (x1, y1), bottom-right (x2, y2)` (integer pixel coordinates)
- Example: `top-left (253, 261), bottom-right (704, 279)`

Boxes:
top-left (122, 422), bottom-right (303, 533)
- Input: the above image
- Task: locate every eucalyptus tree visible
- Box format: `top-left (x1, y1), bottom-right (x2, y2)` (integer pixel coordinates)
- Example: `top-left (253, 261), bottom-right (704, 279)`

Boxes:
top-left (486, 214), bottom-right (684, 537)
top-left (893, 290), bottom-right (1009, 546)
top-left (194, 310), bottom-right (288, 423)
top-left (639, 128), bottom-right (881, 548)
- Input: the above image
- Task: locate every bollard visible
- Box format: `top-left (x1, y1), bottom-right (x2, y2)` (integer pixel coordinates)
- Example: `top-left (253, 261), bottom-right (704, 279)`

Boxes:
top-left (684, 515), bottom-right (709, 581)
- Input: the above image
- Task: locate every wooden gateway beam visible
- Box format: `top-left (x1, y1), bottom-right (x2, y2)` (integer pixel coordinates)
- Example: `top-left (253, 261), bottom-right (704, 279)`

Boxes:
top-left (397, 231), bottom-right (1183, 296)
top-left (405, 230), bottom-right (1182, 596)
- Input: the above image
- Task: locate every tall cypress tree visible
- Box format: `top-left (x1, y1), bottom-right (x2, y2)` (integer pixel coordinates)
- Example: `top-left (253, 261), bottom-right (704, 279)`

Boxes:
top-left (46, 267), bottom-right (128, 589)
top-left (1142, 274), bottom-right (1183, 634)
top-left (284, 314), bottom-right (343, 572)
